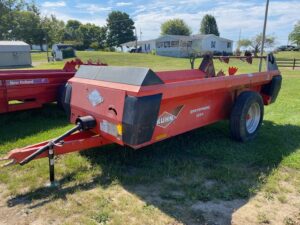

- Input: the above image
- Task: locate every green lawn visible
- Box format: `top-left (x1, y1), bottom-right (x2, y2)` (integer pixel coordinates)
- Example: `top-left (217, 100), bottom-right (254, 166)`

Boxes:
top-left (0, 51), bottom-right (299, 225)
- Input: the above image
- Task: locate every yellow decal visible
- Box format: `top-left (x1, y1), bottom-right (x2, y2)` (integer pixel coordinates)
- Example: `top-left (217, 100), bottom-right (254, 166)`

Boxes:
top-left (155, 133), bottom-right (168, 140)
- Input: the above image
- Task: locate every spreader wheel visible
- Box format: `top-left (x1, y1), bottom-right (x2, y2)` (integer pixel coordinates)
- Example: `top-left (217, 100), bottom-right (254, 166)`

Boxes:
top-left (230, 91), bottom-right (264, 142)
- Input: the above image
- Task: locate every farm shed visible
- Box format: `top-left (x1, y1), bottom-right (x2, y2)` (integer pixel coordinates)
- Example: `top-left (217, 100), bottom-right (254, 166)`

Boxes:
top-left (0, 41), bottom-right (31, 67)
top-left (156, 34), bottom-right (233, 58)
top-left (52, 43), bottom-right (76, 61)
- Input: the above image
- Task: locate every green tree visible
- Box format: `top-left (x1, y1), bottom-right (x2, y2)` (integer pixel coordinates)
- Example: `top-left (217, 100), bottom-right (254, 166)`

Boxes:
top-left (0, 0), bottom-right (25, 39)
top-left (42, 15), bottom-right (65, 47)
top-left (78, 23), bottom-right (107, 49)
top-left (13, 10), bottom-right (45, 47)
top-left (200, 14), bottom-right (220, 36)
top-left (161, 19), bottom-right (191, 36)
top-left (106, 11), bottom-right (135, 48)
top-left (238, 33), bottom-right (275, 56)
top-left (64, 20), bottom-right (82, 41)
top-left (289, 21), bottom-right (300, 46)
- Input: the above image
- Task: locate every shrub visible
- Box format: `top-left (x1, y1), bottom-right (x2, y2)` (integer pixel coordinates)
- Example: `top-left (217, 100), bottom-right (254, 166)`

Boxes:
top-left (62, 47), bottom-right (75, 59)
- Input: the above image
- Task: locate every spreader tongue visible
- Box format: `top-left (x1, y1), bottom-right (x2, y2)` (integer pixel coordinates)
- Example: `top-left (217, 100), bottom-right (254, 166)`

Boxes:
top-left (1, 116), bottom-right (98, 186)
top-left (19, 116), bottom-right (96, 166)
top-left (0, 157), bottom-right (16, 167)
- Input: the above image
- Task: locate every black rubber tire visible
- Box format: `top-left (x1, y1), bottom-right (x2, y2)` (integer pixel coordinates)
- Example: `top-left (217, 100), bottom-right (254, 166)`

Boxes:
top-left (230, 91), bottom-right (264, 142)
top-left (57, 84), bottom-right (66, 109)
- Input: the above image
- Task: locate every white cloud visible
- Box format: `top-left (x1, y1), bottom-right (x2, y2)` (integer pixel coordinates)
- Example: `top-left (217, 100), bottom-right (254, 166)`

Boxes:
top-left (42, 1), bottom-right (66, 8)
top-left (132, 0), bottom-right (300, 45)
top-left (75, 4), bottom-right (112, 14)
top-left (40, 0), bottom-right (299, 46)
top-left (116, 2), bottom-right (133, 6)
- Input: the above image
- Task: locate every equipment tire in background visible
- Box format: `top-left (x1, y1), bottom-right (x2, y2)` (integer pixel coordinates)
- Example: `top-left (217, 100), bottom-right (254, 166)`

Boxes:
top-left (56, 83), bottom-right (72, 118)
top-left (230, 91), bottom-right (264, 142)
top-left (57, 84), bottom-right (66, 109)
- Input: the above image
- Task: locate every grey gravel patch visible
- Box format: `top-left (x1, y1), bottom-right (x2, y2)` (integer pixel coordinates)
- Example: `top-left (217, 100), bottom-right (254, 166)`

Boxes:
top-left (191, 199), bottom-right (247, 225)
top-left (203, 180), bottom-right (217, 189)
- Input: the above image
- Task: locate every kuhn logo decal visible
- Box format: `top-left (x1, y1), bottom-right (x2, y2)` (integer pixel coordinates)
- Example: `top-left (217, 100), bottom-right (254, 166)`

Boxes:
top-left (157, 105), bottom-right (184, 128)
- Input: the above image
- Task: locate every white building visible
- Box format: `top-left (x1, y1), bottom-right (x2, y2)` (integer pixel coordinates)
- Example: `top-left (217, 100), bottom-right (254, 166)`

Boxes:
top-left (156, 34), bottom-right (233, 57)
top-left (52, 43), bottom-right (75, 61)
top-left (0, 41), bottom-right (31, 67)
top-left (31, 44), bottom-right (48, 51)
top-left (121, 39), bottom-right (156, 53)
top-left (121, 34), bottom-right (233, 58)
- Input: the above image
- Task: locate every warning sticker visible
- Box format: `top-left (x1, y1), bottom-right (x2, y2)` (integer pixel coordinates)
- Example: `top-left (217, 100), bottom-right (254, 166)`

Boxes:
top-left (88, 89), bottom-right (104, 107)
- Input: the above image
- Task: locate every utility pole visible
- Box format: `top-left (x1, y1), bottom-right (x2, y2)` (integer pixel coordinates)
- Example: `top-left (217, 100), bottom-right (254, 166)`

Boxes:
top-left (259, 0), bottom-right (270, 72)
top-left (140, 28), bottom-right (142, 41)
top-left (135, 27), bottom-right (138, 49)
top-left (46, 35), bottom-right (49, 62)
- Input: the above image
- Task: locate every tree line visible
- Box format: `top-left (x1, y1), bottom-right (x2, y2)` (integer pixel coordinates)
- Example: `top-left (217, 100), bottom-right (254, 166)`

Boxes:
top-left (1, 0), bottom-right (299, 53)
top-left (0, 0), bottom-right (136, 50)
top-left (161, 15), bottom-right (220, 36)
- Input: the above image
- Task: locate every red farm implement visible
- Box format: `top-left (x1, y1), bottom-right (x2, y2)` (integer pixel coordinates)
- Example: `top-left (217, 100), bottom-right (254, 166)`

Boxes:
top-left (1, 53), bottom-right (282, 186)
top-left (0, 59), bottom-right (107, 114)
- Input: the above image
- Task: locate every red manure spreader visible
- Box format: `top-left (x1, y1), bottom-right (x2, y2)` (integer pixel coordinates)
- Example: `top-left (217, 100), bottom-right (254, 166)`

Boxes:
top-left (1, 54), bottom-right (282, 185)
top-left (0, 59), bottom-right (106, 114)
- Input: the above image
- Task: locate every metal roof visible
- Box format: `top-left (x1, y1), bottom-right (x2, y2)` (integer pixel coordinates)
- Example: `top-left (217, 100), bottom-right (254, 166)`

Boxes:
top-left (121, 39), bottom-right (156, 47)
top-left (157, 34), bottom-right (233, 42)
top-left (0, 41), bottom-right (30, 52)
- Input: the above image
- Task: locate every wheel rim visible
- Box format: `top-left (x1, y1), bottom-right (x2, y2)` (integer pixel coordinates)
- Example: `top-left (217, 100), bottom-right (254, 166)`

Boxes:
top-left (246, 102), bottom-right (261, 134)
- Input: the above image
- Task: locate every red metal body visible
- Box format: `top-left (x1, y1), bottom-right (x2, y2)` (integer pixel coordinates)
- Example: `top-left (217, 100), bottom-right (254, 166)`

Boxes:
top-left (4, 131), bottom-right (112, 163)
top-left (1, 55), bottom-right (281, 166)
top-left (0, 69), bottom-right (75, 113)
top-left (69, 69), bottom-right (278, 149)
top-left (0, 59), bottom-right (107, 114)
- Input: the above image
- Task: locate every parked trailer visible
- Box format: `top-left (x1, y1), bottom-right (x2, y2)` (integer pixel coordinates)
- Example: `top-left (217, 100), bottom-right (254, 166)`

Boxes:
top-left (1, 54), bottom-right (282, 185)
top-left (0, 59), bottom-right (107, 113)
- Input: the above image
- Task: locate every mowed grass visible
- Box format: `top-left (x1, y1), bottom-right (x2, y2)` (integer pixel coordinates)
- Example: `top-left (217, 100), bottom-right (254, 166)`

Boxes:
top-left (0, 51), bottom-right (299, 224)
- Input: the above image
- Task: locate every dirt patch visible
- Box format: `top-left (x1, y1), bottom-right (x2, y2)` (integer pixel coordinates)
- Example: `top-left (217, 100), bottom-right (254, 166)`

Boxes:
top-left (191, 199), bottom-right (246, 225)
top-left (32, 61), bottom-right (47, 67)
top-left (232, 195), bottom-right (300, 225)
top-left (0, 184), bottom-right (63, 225)
top-left (0, 184), bottom-right (33, 225)
top-left (232, 183), bottom-right (300, 225)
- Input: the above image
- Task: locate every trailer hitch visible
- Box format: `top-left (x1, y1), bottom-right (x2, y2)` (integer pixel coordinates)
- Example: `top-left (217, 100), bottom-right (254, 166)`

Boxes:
top-left (1, 116), bottom-right (97, 186)
top-left (0, 157), bottom-right (16, 167)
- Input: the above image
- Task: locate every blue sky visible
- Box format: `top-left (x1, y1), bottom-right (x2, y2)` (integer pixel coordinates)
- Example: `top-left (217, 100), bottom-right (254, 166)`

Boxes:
top-left (37, 0), bottom-right (299, 47)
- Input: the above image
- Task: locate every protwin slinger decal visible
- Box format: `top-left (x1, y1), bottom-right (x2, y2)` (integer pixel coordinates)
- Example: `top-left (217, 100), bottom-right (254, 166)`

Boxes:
top-left (190, 105), bottom-right (210, 118)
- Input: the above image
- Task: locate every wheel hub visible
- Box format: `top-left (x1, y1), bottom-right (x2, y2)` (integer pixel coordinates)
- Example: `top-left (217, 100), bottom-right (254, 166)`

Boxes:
top-left (246, 102), bottom-right (261, 134)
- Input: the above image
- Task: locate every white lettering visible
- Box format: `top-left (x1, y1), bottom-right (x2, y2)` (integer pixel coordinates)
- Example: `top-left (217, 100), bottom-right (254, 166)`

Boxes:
top-left (157, 114), bottom-right (175, 125)
top-left (190, 105), bottom-right (210, 114)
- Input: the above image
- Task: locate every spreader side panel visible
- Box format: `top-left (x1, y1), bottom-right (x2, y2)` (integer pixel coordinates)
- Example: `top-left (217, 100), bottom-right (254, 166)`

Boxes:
top-left (128, 89), bottom-right (235, 148)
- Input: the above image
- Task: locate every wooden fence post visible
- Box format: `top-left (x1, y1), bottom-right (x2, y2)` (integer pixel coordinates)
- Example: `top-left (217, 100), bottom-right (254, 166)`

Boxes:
top-left (293, 58), bottom-right (296, 70)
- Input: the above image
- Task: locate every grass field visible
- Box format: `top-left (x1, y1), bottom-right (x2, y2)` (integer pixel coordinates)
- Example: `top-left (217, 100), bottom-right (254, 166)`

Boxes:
top-left (0, 51), bottom-right (299, 225)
